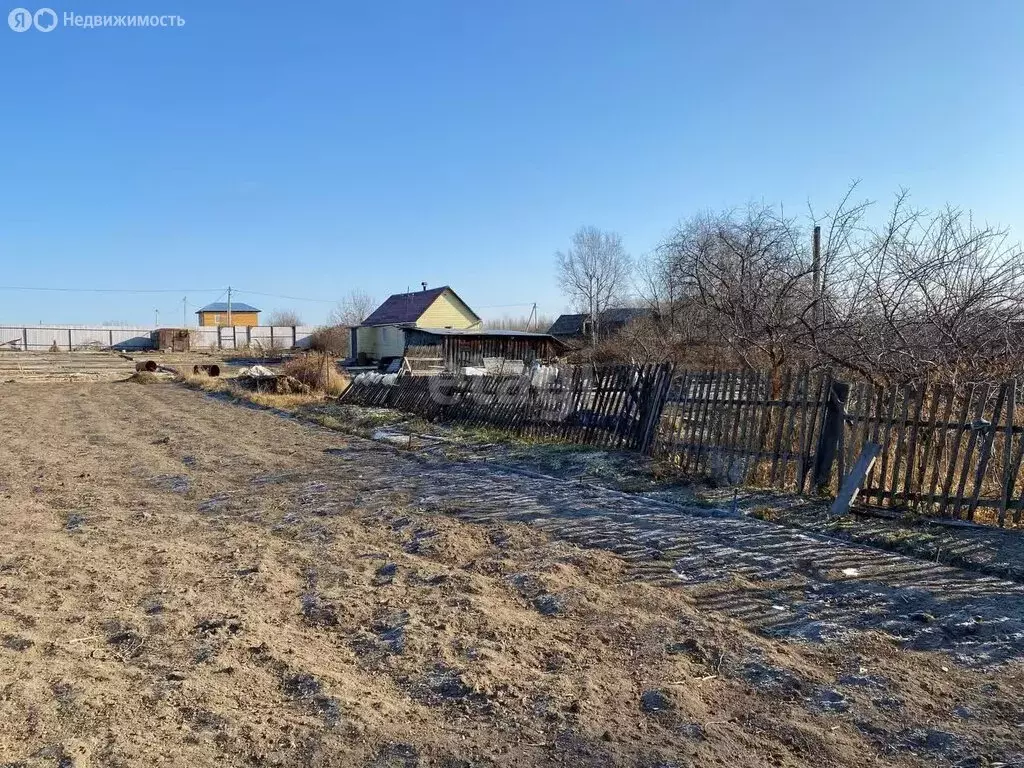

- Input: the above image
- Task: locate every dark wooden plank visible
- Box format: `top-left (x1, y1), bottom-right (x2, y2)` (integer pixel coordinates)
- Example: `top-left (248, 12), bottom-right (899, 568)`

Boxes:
top-left (732, 370), bottom-right (755, 482)
top-left (856, 382), bottom-right (880, 494)
top-left (871, 387), bottom-right (898, 503)
top-left (640, 363), bottom-right (674, 454)
top-left (918, 383), bottom-right (951, 514)
top-left (597, 366), bottom-right (624, 448)
top-left (966, 382), bottom-right (1007, 522)
top-left (797, 372), bottom-right (827, 493)
top-left (999, 379), bottom-right (1017, 527)
top-left (951, 384), bottom-right (990, 519)
top-left (769, 369), bottom-right (794, 483)
top-left (937, 385), bottom-right (976, 518)
top-left (676, 370), bottom-right (695, 456)
top-left (709, 371), bottom-right (736, 472)
top-left (737, 371), bottom-right (761, 484)
top-left (752, 369), bottom-right (778, 485)
top-left (664, 370), bottom-right (690, 462)
top-left (901, 382), bottom-right (927, 508)
top-left (886, 386), bottom-right (912, 508)
top-left (723, 369), bottom-right (746, 479)
top-left (683, 370), bottom-right (712, 474)
top-left (842, 381), bottom-right (864, 484)
top-left (775, 369), bottom-right (802, 488)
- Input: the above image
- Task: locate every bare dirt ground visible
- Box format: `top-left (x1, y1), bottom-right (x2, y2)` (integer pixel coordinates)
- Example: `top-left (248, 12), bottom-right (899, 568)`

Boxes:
top-left (1, 383), bottom-right (1022, 767)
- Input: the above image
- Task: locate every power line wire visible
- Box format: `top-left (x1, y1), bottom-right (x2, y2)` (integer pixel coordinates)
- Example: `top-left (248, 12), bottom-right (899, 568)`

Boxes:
top-left (231, 288), bottom-right (337, 304)
top-left (0, 285), bottom-right (222, 294)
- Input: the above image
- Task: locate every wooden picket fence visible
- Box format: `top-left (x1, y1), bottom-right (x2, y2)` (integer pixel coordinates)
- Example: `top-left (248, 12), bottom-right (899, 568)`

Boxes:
top-left (651, 368), bottom-right (1024, 528)
top-left (340, 363), bottom-right (1024, 528)
top-left (840, 380), bottom-right (1024, 528)
top-left (339, 364), bottom-right (674, 451)
top-left (651, 369), bottom-right (831, 493)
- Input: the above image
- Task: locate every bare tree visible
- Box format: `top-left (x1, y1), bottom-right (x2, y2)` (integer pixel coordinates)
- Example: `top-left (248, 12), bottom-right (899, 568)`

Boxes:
top-left (650, 205), bottom-right (817, 379)
top-left (638, 186), bottom-right (1024, 386)
top-left (266, 309), bottom-right (303, 326)
top-left (328, 289), bottom-right (377, 327)
top-left (815, 193), bottom-right (1024, 385)
top-left (556, 226), bottom-right (632, 345)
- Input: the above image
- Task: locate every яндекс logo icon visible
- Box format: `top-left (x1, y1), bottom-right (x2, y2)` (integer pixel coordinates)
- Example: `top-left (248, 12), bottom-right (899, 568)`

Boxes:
top-left (7, 7), bottom-right (32, 30)
top-left (7, 6), bottom-right (58, 31)
top-left (33, 7), bottom-right (56, 30)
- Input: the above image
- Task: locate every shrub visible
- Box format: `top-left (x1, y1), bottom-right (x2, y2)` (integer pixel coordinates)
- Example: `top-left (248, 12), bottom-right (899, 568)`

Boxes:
top-left (308, 325), bottom-right (350, 356)
top-left (281, 353), bottom-right (350, 396)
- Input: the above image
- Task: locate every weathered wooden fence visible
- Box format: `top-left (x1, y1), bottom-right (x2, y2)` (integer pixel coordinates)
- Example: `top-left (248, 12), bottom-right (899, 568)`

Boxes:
top-left (651, 369), bottom-right (1024, 528)
top-left (341, 363), bottom-right (1024, 528)
top-left (651, 369), bottom-right (832, 493)
top-left (340, 364), bottom-right (674, 451)
top-left (839, 380), bottom-right (1024, 528)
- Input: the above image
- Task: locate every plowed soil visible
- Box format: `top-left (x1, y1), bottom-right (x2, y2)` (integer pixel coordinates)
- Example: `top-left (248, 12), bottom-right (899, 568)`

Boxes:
top-left (0, 382), bottom-right (1021, 767)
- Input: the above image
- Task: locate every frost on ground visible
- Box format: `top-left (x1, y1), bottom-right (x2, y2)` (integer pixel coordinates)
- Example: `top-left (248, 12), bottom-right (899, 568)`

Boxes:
top-left (0, 382), bottom-right (1022, 767)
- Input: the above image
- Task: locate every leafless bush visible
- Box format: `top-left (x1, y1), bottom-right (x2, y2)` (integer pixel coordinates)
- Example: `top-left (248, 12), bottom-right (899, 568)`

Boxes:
top-left (638, 187), bottom-right (1024, 386)
top-left (645, 204), bottom-right (816, 379)
top-left (282, 353), bottom-right (350, 396)
top-left (814, 192), bottom-right (1024, 386)
top-left (266, 309), bottom-right (303, 326)
top-left (308, 325), bottom-right (350, 355)
top-left (328, 290), bottom-right (376, 327)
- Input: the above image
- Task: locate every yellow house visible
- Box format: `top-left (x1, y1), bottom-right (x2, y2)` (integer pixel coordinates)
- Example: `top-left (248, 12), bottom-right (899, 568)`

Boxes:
top-left (352, 285), bottom-right (481, 361)
top-left (196, 302), bottom-right (261, 327)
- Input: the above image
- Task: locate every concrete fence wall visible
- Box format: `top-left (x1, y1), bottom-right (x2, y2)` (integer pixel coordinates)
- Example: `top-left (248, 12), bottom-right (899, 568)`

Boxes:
top-left (0, 325), bottom-right (318, 352)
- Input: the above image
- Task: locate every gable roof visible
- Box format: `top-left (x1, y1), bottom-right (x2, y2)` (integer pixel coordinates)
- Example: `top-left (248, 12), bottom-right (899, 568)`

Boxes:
top-left (547, 313), bottom-right (588, 336)
top-left (196, 302), bottom-right (260, 314)
top-left (600, 307), bottom-right (651, 325)
top-left (361, 286), bottom-right (479, 327)
top-left (547, 308), bottom-right (651, 336)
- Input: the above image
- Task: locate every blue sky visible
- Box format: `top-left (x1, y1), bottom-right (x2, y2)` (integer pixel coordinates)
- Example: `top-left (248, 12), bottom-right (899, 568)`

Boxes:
top-left (1, 0), bottom-right (1022, 325)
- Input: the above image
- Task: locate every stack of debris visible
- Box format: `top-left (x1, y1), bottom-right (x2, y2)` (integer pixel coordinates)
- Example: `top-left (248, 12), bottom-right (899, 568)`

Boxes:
top-left (236, 365), bottom-right (312, 395)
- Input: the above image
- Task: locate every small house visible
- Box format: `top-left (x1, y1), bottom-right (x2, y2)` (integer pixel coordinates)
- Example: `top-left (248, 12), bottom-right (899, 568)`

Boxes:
top-left (196, 302), bottom-right (261, 327)
top-left (351, 285), bottom-right (481, 362)
top-left (548, 308), bottom-right (652, 343)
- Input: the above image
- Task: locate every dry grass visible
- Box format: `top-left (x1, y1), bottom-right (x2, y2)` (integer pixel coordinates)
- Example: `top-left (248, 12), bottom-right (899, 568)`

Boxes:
top-left (282, 354), bottom-right (350, 396)
top-left (244, 391), bottom-right (326, 409)
top-left (178, 370), bottom-right (229, 393)
top-left (178, 370), bottom-right (328, 410)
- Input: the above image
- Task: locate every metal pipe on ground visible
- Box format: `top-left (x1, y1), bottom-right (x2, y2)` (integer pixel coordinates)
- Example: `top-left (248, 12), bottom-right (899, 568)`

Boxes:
top-left (192, 364), bottom-right (221, 377)
top-left (135, 361), bottom-right (158, 372)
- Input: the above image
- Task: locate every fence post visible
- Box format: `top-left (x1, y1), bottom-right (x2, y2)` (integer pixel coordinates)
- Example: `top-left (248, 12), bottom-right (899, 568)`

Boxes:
top-left (22, 327), bottom-right (27, 351)
top-left (812, 379), bottom-right (850, 492)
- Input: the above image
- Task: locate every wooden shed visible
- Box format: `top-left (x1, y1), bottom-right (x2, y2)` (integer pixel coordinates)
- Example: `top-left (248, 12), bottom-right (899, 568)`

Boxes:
top-left (402, 328), bottom-right (566, 370)
top-left (155, 328), bottom-right (190, 352)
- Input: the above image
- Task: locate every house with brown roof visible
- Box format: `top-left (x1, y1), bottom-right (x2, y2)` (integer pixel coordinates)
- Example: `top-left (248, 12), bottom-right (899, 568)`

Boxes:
top-left (351, 285), bottom-right (481, 363)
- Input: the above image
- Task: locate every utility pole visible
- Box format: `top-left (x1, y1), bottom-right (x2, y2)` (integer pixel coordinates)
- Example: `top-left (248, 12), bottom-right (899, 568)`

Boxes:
top-left (527, 302), bottom-right (537, 332)
top-left (154, 308), bottom-right (159, 327)
top-left (812, 225), bottom-right (822, 329)
top-left (182, 297), bottom-right (187, 327)
top-left (226, 286), bottom-right (232, 327)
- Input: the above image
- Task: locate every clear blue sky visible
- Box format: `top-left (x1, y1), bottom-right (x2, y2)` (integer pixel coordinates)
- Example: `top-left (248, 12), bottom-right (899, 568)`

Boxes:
top-left (2, 0), bottom-right (1022, 326)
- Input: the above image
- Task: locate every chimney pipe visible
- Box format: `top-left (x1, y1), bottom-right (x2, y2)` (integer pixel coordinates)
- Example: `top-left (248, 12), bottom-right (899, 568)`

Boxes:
top-left (421, 282), bottom-right (428, 292)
